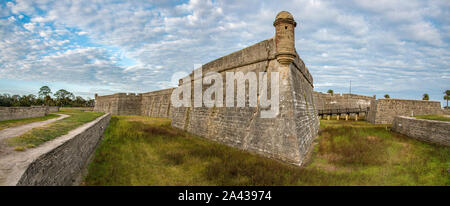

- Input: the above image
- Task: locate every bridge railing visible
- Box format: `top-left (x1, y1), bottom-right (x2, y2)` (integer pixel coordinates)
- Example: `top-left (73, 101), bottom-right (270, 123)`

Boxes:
top-left (318, 107), bottom-right (370, 115)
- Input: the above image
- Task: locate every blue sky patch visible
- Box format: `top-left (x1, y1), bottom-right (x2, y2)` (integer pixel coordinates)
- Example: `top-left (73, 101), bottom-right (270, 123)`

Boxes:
top-left (0, 0), bottom-right (448, 106)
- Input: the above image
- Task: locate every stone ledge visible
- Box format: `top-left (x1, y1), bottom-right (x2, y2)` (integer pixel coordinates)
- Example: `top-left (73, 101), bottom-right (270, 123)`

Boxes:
top-left (0, 106), bottom-right (50, 121)
top-left (8, 113), bottom-right (111, 186)
top-left (392, 116), bottom-right (450, 147)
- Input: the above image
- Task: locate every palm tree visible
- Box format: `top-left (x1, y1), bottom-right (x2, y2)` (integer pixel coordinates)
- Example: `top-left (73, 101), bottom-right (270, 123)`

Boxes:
top-left (384, 94), bottom-right (390, 99)
top-left (327, 89), bottom-right (334, 95)
top-left (422, 93), bottom-right (429, 100)
top-left (444, 90), bottom-right (450, 109)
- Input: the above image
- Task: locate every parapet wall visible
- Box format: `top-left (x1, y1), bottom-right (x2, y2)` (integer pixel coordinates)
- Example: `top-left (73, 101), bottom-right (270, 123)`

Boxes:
top-left (94, 93), bottom-right (142, 115)
top-left (93, 93), bottom-right (142, 115)
top-left (367, 99), bottom-right (442, 124)
top-left (93, 94), bottom-right (120, 114)
top-left (48, 106), bottom-right (60, 113)
top-left (313, 92), bottom-right (374, 111)
top-left (16, 113), bottom-right (111, 186)
top-left (392, 116), bottom-right (450, 146)
top-left (116, 93), bottom-right (142, 115)
top-left (443, 109), bottom-right (450, 115)
top-left (93, 89), bottom-right (174, 118)
top-left (140, 88), bottom-right (174, 118)
top-left (0, 106), bottom-right (50, 121)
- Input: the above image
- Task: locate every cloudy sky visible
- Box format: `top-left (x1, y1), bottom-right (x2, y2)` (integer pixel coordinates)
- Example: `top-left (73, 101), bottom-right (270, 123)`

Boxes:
top-left (0, 0), bottom-right (449, 105)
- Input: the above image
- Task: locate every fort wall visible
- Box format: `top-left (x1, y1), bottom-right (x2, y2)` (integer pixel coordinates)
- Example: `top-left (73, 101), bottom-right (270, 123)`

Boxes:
top-left (116, 93), bottom-right (142, 115)
top-left (93, 89), bottom-right (173, 118)
top-left (93, 11), bottom-right (320, 167)
top-left (443, 109), bottom-right (450, 115)
top-left (93, 94), bottom-right (121, 114)
top-left (0, 106), bottom-right (54, 121)
top-left (313, 92), bottom-right (374, 111)
top-left (94, 93), bottom-right (140, 115)
top-left (48, 106), bottom-right (60, 113)
top-left (140, 88), bottom-right (174, 118)
top-left (367, 99), bottom-right (442, 124)
top-left (392, 116), bottom-right (450, 146)
top-left (170, 12), bottom-right (319, 166)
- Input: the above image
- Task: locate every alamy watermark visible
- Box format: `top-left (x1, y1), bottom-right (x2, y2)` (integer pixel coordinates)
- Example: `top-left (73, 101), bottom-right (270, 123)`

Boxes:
top-left (171, 64), bottom-right (280, 118)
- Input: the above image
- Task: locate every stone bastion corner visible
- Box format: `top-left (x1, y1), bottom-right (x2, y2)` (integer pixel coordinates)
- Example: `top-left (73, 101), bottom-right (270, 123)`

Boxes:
top-left (93, 11), bottom-right (319, 167)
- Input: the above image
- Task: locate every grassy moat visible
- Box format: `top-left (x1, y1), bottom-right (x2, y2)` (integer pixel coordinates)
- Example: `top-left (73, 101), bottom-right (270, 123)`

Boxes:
top-left (83, 116), bottom-right (449, 186)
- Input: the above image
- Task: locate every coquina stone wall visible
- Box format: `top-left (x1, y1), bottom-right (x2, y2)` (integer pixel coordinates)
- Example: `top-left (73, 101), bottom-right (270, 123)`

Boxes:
top-left (313, 92), bottom-right (374, 111)
top-left (93, 93), bottom-right (139, 115)
top-left (48, 106), bottom-right (60, 113)
top-left (140, 88), bottom-right (174, 118)
top-left (16, 113), bottom-right (111, 186)
top-left (367, 99), bottom-right (442, 124)
top-left (93, 11), bottom-right (320, 166)
top-left (0, 106), bottom-right (53, 121)
top-left (443, 109), bottom-right (450, 115)
top-left (93, 89), bottom-right (174, 118)
top-left (392, 116), bottom-right (450, 146)
top-left (171, 12), bottom-right (319, 166)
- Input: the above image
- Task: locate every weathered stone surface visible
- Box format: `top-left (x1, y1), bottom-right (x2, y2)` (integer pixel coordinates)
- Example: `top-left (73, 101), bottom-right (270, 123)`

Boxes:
top-left (48, 106), bottom-right (60, 113)
top-left (367, 99), bottom-right (442, 124)
top-left (0, 106), bottom-right (58, 121)
top-left (171, 11), bottom-right (319, 166)
top-left (443, 109), bottom-right (450, 115)
top-left (392, 116), bottom-right (450, 146)
top-left (313, 92), bottom-right (374, 111)
top-left (15, 113), bottom-right (111, 186)
top-left (140, 88), bottom-right (174, 117)
top-left (93, 93), bottom-right (141, 115)
top-left (93, 11), bottom-right (319, 167)
top-left (93, 89), bottom-right (174, 118)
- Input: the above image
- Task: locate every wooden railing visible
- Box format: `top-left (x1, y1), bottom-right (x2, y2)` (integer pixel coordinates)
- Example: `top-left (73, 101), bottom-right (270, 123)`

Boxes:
top-left (318, 107), bottom-right (370, 115)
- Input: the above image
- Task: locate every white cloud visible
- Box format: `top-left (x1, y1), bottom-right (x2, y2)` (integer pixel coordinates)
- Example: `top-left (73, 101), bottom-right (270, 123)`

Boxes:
top-left (400, 22), bottom-right (443, 46)
top-left (0, 0), bottom-right (448, 104)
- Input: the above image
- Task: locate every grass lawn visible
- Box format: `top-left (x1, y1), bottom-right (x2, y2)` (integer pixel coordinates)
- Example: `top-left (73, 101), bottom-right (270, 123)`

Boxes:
top-left (84, 116), bottom-right (449, 186)
top-left (8, 108), bottom-right (104, 150)
top-left (414, 115), bottom-right (450, 122)
top-left (0, 114), bottom-right (60, 131)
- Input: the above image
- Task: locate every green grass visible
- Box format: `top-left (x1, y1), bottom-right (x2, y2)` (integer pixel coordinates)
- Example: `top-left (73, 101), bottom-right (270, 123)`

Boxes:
top-left (7, 108), bottom-right (104, 149)
top-left (84, 116), bottom-right (449, 186)
top-left (0, 114), bottom-right (60, 131)
top-left (414, 115), bottom-right (450, 122)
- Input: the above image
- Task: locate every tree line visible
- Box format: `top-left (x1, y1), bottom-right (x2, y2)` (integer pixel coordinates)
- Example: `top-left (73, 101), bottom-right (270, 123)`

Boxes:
top-left (0, 86), bottom-right (94, 107)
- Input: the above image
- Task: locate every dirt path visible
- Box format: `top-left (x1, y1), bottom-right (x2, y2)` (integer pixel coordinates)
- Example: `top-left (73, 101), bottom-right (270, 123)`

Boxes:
top-left (0, 114), bottom-right (69, 141)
